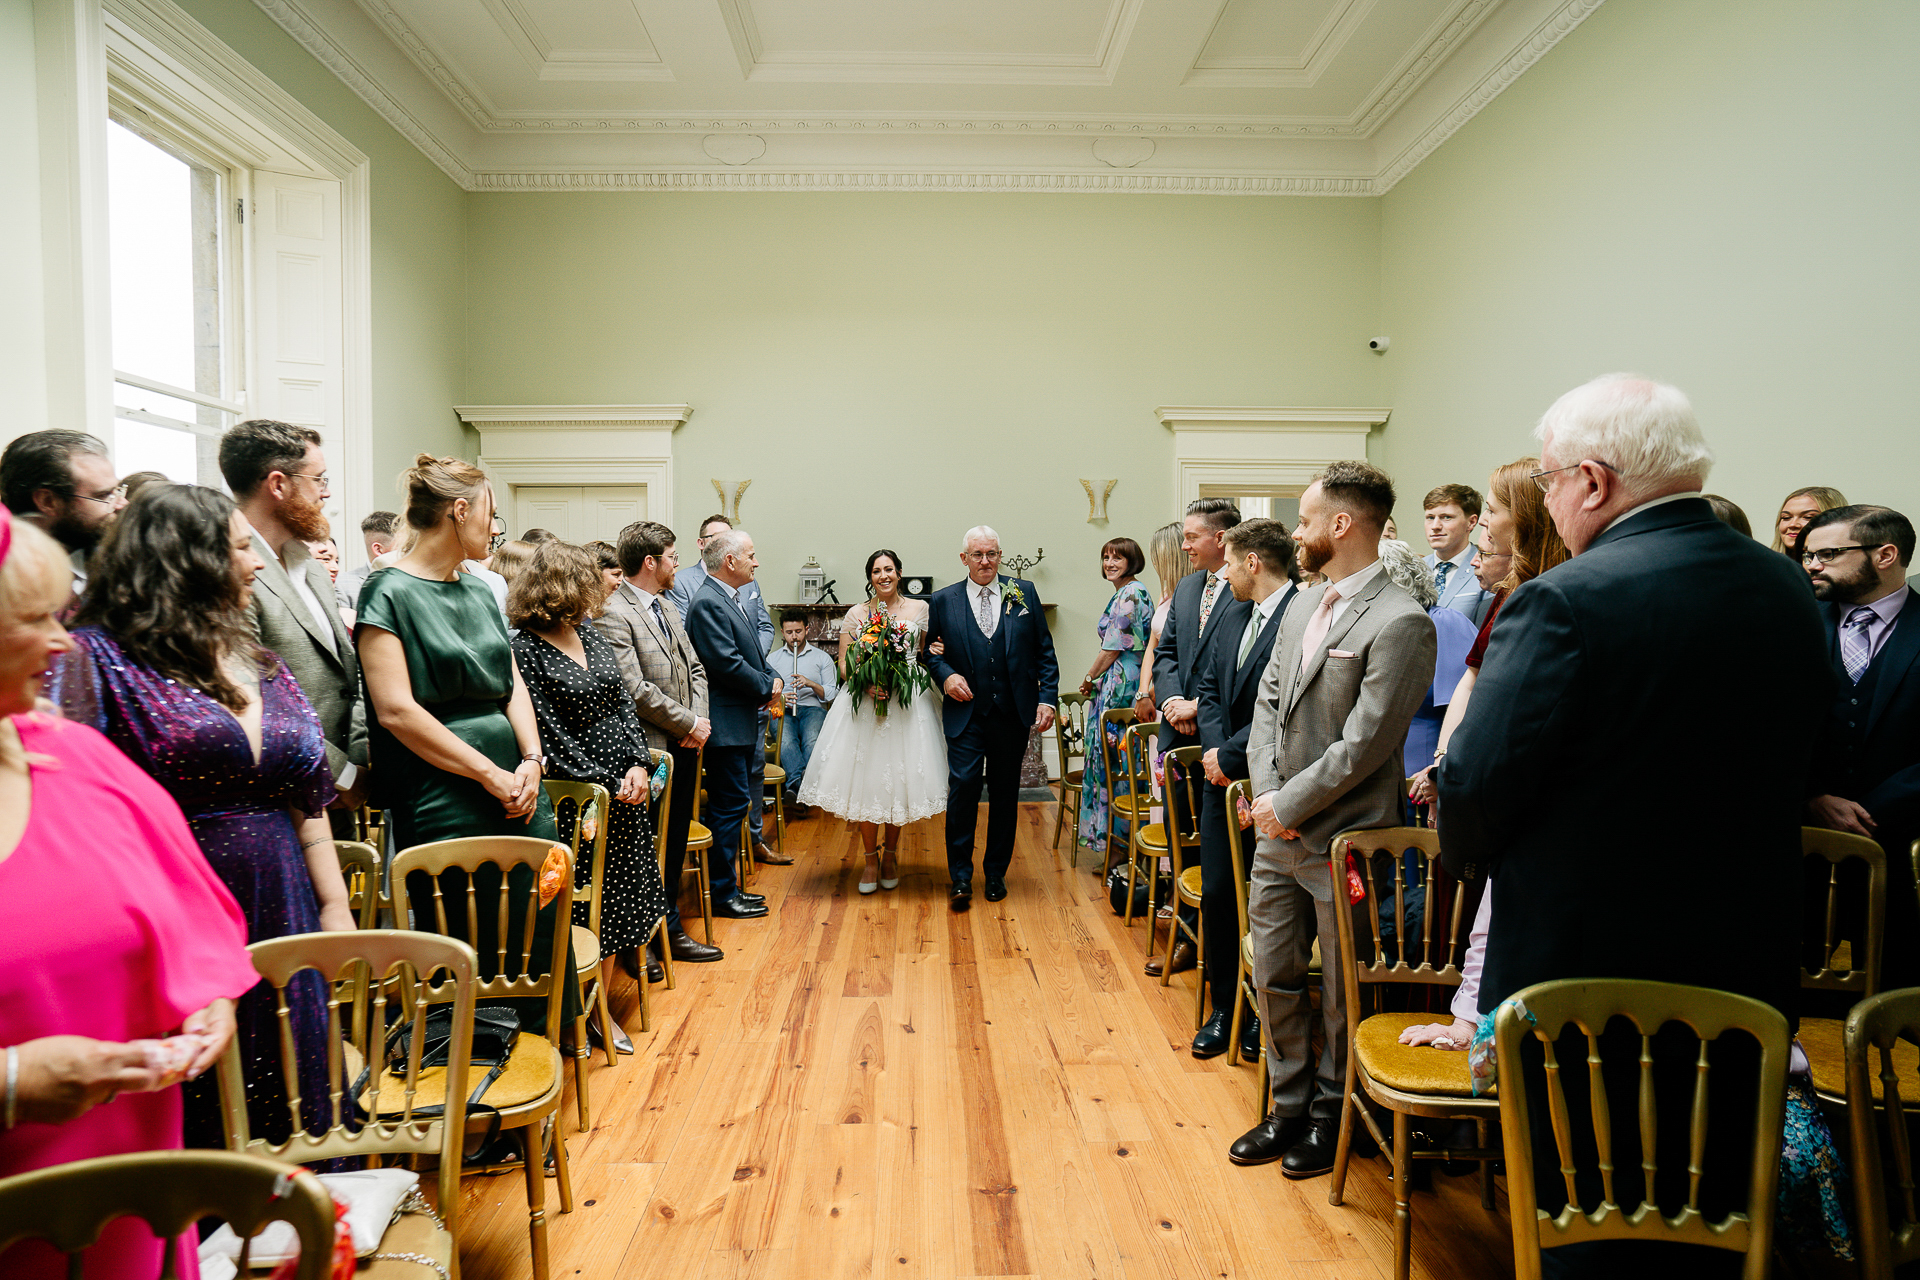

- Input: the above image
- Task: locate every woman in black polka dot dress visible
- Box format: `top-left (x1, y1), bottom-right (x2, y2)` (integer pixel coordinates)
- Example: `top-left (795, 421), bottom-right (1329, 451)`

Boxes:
top-left (509, 541), bottom-right (667, 1054)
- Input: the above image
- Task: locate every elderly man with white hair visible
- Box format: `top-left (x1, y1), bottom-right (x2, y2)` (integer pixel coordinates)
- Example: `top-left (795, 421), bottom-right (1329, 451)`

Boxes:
top-left (1435, 374), bottom-right (1831, 1277)
top-left (924, 525), bottom-right (1059, 911)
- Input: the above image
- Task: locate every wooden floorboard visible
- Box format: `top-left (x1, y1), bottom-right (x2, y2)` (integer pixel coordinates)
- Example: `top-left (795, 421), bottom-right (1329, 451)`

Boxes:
top-left (453, 803), bottom-right (1516, 1279)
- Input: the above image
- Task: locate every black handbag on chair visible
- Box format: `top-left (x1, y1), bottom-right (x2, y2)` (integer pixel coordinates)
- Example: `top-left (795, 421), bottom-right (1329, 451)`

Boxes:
top-left (355, 1005), bottom-right (520, 1155)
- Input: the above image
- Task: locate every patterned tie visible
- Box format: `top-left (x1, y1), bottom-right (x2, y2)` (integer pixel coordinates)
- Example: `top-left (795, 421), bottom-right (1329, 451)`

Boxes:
top-left (1196, 574), bottom-right (1221, 636)
top-left (1299, 588), bottom-right (1342, 675)
top-left (651, 598), bottom-right (669, 635)
top-left (1236, 607), bottom-right (1264, 670)
top-left (976, 582), bottom-right (996, 637)
top-left (1841, 606), bottom-right (1876, 682)
top-left (1433, 560), bottom-right (1453, 594)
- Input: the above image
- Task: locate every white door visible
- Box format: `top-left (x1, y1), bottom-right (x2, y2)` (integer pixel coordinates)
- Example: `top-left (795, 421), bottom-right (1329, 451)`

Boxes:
top-left (511, 485), bottom-right (646, 543)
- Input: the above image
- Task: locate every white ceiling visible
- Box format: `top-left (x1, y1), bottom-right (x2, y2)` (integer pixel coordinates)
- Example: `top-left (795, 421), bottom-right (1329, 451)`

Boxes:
top-left (248, 0), bottom-right (1606, 191)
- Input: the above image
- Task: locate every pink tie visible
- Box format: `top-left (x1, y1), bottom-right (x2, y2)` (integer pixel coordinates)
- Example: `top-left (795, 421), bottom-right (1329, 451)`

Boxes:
top-left (1299, 587), bottom-right (1341, 674)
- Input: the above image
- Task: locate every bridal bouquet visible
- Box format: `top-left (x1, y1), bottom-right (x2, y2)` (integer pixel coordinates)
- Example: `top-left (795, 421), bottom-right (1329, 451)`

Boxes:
top-left (841, 610), bottom-right (931, 718)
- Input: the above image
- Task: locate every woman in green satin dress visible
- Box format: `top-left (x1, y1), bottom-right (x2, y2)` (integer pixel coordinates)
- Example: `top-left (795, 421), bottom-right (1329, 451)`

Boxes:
top-left (356, 453), bottom-right (575, 1031)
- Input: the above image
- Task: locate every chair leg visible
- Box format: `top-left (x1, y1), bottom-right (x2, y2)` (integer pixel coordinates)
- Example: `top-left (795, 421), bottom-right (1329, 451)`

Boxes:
top-left (1192, 912), bottom-right (1208, 1030)
top-left (1477, 1118), bottom-right (1494, 1210)
top-left (698, 857), bottom-right (714, 945)
top-left (1391, 1109), bottom-right (1413, 1280)
top-left (1160, 911), bottom-right (1177, 989)
top-left (552, 1115), bottom-right (574, 1213)
top-left (1123, 847), bottom-right (1139, 927)
top-left (1228, 988), bottom-right (1246, 1067)
top-left (572, 1010), bottom-right (592, 1130)
top-left (521, 1126), bottom-right (551, 1280)
top-left (1255, 1049), bottom-right (1270, 1126)
top-left (658, 924), bottom-right (676, 991)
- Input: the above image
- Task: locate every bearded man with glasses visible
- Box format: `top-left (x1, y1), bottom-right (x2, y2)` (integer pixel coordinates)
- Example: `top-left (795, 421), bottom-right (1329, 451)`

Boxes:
top-left (1803, 504), bottom-right (1920, 989)
top-left (0, 429), bottom-right (126, 598)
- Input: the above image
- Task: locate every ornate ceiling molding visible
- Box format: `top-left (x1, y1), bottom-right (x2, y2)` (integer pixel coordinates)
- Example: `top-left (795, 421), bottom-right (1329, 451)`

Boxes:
top-left (248, 0), bottom-right (1604, 194)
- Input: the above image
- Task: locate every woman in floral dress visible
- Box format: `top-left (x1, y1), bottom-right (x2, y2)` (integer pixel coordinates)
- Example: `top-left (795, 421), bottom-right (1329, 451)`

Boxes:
top-left (1077, 537), bottom-right (1154, 856)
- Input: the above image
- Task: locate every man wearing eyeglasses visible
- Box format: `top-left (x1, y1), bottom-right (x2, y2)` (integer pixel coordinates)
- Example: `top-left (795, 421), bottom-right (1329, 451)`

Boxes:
top-left (1803, 505), bottom-right (1920, 988)
top-left (0, 429), bottom-right (126, 597)
top-left (220, 418), bottom-right (368, 824)
top-left (1435, 376), bottom-right (1830, 1271)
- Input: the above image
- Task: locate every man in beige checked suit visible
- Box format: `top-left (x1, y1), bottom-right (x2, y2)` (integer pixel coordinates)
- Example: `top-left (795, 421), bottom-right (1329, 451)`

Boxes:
top-left (595, 520), bottom-right (723, 964)
top-left (1228, 462), bottom-right (1436, 1177)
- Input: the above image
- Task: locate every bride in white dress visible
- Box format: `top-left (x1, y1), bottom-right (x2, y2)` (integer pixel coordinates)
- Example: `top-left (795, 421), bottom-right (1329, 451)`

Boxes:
top-left (797, 549), bottom-right (948, 893)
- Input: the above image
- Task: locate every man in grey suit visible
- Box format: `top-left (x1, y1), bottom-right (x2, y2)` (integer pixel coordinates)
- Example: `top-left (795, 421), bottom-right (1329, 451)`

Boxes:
top-left (596, 519), bottom-right (724, 963)
top-left (1421, 483), bottom-right (1493, 625)
top-left (219, 419), bottom-right (367, 831)
top-left (1230, 461), bottom-right (1437, 1177)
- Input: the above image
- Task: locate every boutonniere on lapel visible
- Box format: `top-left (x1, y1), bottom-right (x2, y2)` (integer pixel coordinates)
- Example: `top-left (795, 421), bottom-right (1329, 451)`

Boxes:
top-left (1002, 581), bottom-right (1030, 617)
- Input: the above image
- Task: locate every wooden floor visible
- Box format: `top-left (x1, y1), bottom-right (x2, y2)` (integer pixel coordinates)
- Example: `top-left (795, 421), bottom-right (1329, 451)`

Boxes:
top-left (453, 803), bottom-right (1517, 1280)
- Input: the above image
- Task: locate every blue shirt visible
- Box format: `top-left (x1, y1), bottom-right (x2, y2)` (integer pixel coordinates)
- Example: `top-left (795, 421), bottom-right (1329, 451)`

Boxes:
top-left (768, 642), bottom-right (839, 709)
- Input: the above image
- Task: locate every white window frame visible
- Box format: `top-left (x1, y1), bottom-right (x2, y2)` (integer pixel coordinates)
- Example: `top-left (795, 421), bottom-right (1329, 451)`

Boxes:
top-left (94, 0), bottom-right (372, 521)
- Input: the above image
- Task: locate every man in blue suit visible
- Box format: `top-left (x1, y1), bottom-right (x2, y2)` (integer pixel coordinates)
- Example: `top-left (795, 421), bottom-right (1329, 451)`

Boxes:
top-left (1420, 484), bottom-right (1493, 626)
top-left (683, 526), bottom-right (782, 919)
top-left (925, 525), bottom-right (1060, 911)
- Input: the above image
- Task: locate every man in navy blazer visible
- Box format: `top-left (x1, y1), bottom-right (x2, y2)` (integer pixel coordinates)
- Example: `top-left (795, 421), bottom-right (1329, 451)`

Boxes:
top-left (683, 527), bottom-right (782, 919)
top-left (1180, 519), bottom-right (1298, 1060)
top-left (1150, 498), bottom-right (1240, 752)
top-left (1420, 483), bottom-right (1493, 626)
top-left (1803, 504), bottom-right (1920, 987)
top-left (925, 525), bottom-right (1059, 910)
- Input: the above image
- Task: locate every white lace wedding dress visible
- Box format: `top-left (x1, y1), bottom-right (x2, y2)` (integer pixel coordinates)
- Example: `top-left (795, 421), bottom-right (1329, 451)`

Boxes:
top-left (797, 602), bottom-right (949, 825)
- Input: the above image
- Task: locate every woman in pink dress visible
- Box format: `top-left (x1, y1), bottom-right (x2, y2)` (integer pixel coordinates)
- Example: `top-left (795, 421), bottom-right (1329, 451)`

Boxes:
top-left (0, 510), bottom-right (256, 1279)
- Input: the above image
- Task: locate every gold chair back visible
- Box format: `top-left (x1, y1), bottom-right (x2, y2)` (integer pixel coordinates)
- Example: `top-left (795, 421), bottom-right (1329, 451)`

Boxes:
top-left (391, 835), bottom-right (575, 1042)
top-left (1844, 985), bottom-right (1920, 1275)
top-left (1328, 827), bottom-right (1471, 1022)
top-left (1098, 706), bottom-right (1137, 862)
top-left (1801, 825), bottom-right (1885, 995)
top-left (335, 839), bottom-right (382, 930)
top-left (1053, 691), bottom-right (1090, 781)
top-left (1222, 779), bottom-right (1254, 942)
top-left (217, 928), bottom-right (478, 1252)
top-left (1160, 744), bottom-right (1205, 865)
top-left (545, 780), bottom-right (612, 939)
top-left (1493, 977), bottom-right (1789, 1280)
top-left (0, 1150), bottom-right (336, 1279)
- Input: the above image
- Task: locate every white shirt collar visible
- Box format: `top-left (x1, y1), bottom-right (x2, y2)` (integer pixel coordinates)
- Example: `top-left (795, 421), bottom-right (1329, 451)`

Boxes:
top-left (1326, 559), bottom-right (1383, 602)
top-left (1854, 584), bottom-right (1911, 628)
top-left (970, 578), bottom-right (999, 598)
top-left (1250, 584), bottom-right (1287, 626)
top-left (626, 581), bottom-right (658, 609)
top-left (1600, 490), bottom-right (1698, 536)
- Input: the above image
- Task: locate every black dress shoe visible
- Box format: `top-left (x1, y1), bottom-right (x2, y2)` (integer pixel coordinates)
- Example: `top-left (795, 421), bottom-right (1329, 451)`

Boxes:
top-left (713, 892), bottom-right (768, 919)
top-left (617, 948), bottom-right (642, 981)
top-left (1239, 1013), bottom-right (1262, 1062)
top-left (1191, 1010), bottom-right (1233, 1059)
top-left (737, 889), bottom-right (766, 904)
top-left (950, 884), bottom-right (973, 912)
top-left (1145, 939), bottom-right (1197, 978)
top-left (1281, 1116), bottom-right (1342, 1179)
top-left (647, 957), bottom-right (665, 983)
top-left (1228, 1112), bottom-right (1311, 1166)
top-left (983, 877), bottom-right (1007, 902)
top-left (665, 930), bottom-right (724, 963)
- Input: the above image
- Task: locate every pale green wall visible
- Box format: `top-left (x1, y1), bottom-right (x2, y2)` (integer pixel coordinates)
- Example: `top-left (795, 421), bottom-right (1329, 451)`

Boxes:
top-left (148, 0), bottom-right (470, 498)
top-left (0, 0), bottom-right (49, 436)
top-left (1379, 0), bottom-right (1920, 539)
top-left (465, 192), bottom-right (1383, 671)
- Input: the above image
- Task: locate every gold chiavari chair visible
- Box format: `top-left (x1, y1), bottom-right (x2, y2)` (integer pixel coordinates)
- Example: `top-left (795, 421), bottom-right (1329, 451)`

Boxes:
top-left (545, 779), bottom-right (615, 1129)
top-left (1792, 826), bottom-right (1886, 1106)
top-left (1051, 691), bottom-right (1090, 860)
top-left (1118, 726), bottom-right (1167, 929)
top-left (762, 711), bottom-right (787, 856)
top-left (392, 835), bottom-right (576, 1280)
top-left (336, 839), bottom-right (383, 931)
top-left (1155, 747), bottom-right (1206, 1024)
top-left (647, 747), bottom-right (677, 993)
top-left (684, 749), bottom-right (716, 944)
top-left (1222, 780), bottom-right (1261, 1085)
top-left (1096, 706), bottom-right (1140, 871)
top-left (0, 1151), bottom-right (336, 1280)
top-left (1494, 978), bottom-right (1788, 1280)
top-left (219, 929), bottom-right (477, 1279)
top-left (1844, 985), bottom-right (1920, 1277)
top-left (1325, 826), bottom-right (1498, 1280)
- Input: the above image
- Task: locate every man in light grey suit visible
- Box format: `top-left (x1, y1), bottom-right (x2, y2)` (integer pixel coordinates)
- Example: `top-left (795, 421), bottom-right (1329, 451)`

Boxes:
top-left (596, 519), bottom-right (724, 964)
top-left (220, 420), bottom-right (367, 831)
top-left (1230, 461), bottom-right (1437, 1177)
top-left (1421, 483), bottom-right (1493, 626)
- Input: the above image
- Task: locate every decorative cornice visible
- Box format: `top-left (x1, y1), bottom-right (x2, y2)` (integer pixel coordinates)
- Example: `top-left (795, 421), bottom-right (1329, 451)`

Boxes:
top-left (1373, 0), bottom-right (1604, 192)
top-left (456, 404), bottom-right (693, 426)
top-left (250, 0), bottom-right (472, 185)
top-left (466, 170), bottom-right (1375, 195)
top-left (476, 113), bottom-right (1362, 136)
top-left (1158, 406), bottom-right (1392, 430)
top-left (1349, 0), bottom-right (1503, 136)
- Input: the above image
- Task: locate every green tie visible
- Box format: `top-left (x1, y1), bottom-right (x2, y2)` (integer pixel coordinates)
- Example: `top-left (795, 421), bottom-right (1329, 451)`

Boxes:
top-left (1236, 607), bottom-right (1263, 669)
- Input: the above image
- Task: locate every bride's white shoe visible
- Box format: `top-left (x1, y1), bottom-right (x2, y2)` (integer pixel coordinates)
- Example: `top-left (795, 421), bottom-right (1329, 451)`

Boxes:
top-left (858, 851), bottom-right (880, 895)
top-left (879, 847), bottom-right (900, 890)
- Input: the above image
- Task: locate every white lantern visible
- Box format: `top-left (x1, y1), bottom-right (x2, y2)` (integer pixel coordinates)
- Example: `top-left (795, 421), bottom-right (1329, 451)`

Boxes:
top-left (798, 556), bottom-right (824, 603)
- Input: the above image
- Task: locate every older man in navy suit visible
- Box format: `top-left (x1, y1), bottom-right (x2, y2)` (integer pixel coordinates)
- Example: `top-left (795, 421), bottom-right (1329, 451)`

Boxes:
top-left (683, 526), bottom-right (782, 920)
top-left (925, 525), bottom-right (1059, 911)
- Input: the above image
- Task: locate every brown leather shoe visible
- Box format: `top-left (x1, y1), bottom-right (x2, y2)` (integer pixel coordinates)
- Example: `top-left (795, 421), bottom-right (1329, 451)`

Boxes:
top-left (1144, 938), bottom-right (1198, 977)
top-left (754, 841), bottom-right (795, 866)
top-left (666, 929), bottom-right (724, 962)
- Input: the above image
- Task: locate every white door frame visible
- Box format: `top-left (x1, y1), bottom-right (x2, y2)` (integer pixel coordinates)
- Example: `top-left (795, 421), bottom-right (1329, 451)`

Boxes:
top-left (459, 404), bottom-right (691, 533)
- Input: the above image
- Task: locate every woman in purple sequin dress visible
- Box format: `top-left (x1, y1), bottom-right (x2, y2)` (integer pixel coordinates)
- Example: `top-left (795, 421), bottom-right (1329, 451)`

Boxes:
top-left (50, 485), bottom-right (353, 1154)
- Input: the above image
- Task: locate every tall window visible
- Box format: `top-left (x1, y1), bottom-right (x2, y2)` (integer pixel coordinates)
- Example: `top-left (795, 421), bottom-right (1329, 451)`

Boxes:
top-left (106, 117), bottom-right (239, 484)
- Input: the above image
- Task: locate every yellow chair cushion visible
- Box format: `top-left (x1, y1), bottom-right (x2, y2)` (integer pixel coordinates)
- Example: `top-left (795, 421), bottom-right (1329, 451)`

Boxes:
top-left (686, 821), bottom-right (713, 850)
top-left (362, 1210), bottom-right (452, 1277)
top-left (572, 924), bottom-right (600, 975)
top-left (1176, 866), bottom-right (1203, 906)
top-left (1802, 1015), bottom-right (1920, 1100)
top-left (368, 1033), bottom-right (560, 1118)
top-left (1111, 794), bottom-right (1156, 818)
top-left (1136, 825), bottom-right (1168, 851)
top-left (1063, 768), bottom-right (1084, 788)
top-left (1353, 1013), bottom-right (1486, 1097)
top-left (764, 765), bottom-right (785, 785)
